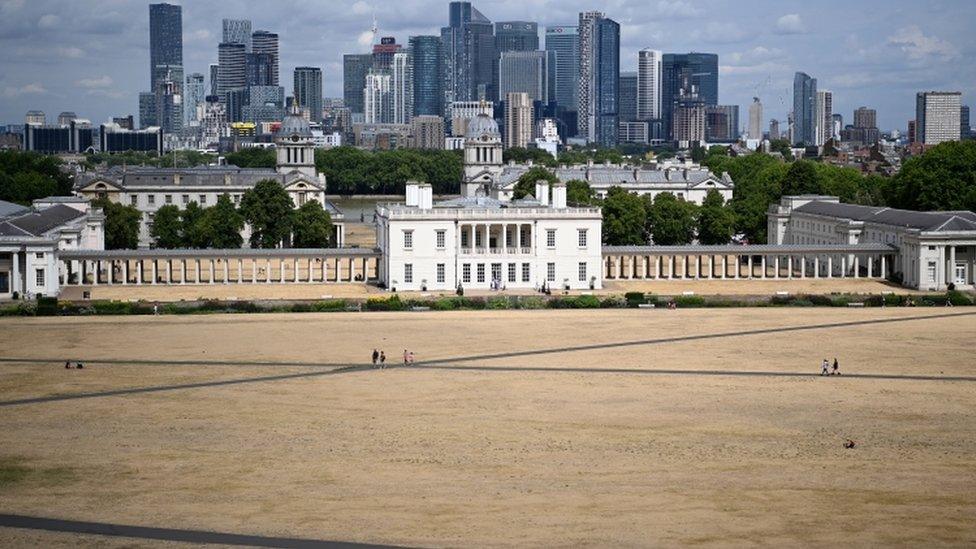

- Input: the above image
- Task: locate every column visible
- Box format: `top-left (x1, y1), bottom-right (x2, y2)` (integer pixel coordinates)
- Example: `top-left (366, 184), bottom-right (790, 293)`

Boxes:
top-left (827, 256), bottom-right (833, 279)
top-left (747, 256), bottom-right (753, 278)
top-left (11, 252), bottom-right (19, 293)
top-left (502, 225), bottom-right (508, 252)
top-left (136, 260), bottom-right (142, 285)
top-left (881, 255), bottom-right (887, 279)
top-left (841, 256), bottom-right (847, 278)
top-left (193, 260), bottom-right (200, 283)
top-left (774, 256), bottom-right (780, 279)
top-left (267, 259), bottom-right (272, 283)
top-left (107, 261), bottom-right (113, 284)
top-left (294, 258), bottom-right (300, 283)
top-left (616, 256), bottom-right (623, 279)
top-left (760, 256), bottom-right (766, 279)
top-left (695, 255), bottom-right (701, 280)
top-left (348, 257), bottom-right (356, 282)
top-left (279, 259), bottom-right (286, 283)
top-left (224, 260), bottom-right (230, 284)
top-left (734, 256), bottom-right (740, 279)
top-left (787, 256), bottom-right (793, 279)
top-left (151, 260), bottom-right (157, 285)
top-left (814, 257), bottom-right (820, 278)
top-left (722, 256), bottom-right (727, 279)
top-left (853, 256), bottom-right (859, 278)
top-left (867, 256), bottom-right (873, 278)
top-left (800, 255), bottom-right (806, 278)
top-left (209, 260), bottom-right (215, 284)
top-left (949, 245), bottom-right (956, 285)
top-left (321, 258), bottom-right (328, 282)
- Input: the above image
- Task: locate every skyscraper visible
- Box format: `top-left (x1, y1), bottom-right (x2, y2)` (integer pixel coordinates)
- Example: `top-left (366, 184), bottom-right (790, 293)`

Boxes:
top-left (854, 106), bottom-right (877, 129)
top-left (618, 72), bottom-right (637, 122)
top-left (372, 37), bottom-right (402, 70)
top-left (149, 3), bottom-right (182, 92)
top-left (748, 97), bottom-right (763, 140)
top-left (441, 2), bottom-right (495, 106)
top-left (409, 36), bottom-right (443, 117)
top-left (705, 105), bottom-right (738, 142)
top-left (769, 119), bottom-right (780, 141)
top-left (494, 22), bottom-right (539, 52)
top-left (246, 53), bottom-right (274, 86)
top-left (637, 49), bottom-right (662, 121)
top-left (252, 31), bottom-right (280, 86)
top-left (504, 92), bottom-right (533, 149)
top-left (364, 70), bottom-right (393, 124)
top-left (209, 63), bottom-right (219, 96)
top-left (392, 51), bottom-right (414, 125)
top-left (792, 72), bottom-right (817, 145)
top-left (661, 53), bottom-right (718, 141)
top-left (498, 51), bottom-right (548, 103)
top-left (962, 105), bottom-right (971, 140)
top-left (294, 67), bottom-right (324, 123)
top-left (154, 70), bottom-right (183, 134)
top-left (815, 89), bottom-right (833, 146)
top-left (842, 107), bottom-right (879, 146)
top-left (577, 12), bottom-right (619, 147)
top-left (184, 73), bottom-right (206, 126)
top-left (915, 91), bottom-right (962, 145)
top-left (545, 26), bottom-right (579, 114)
top-left (343, 54), bottom-right (373, 116)
top-left (222, 19), bottom-right (252, 51)
top-left (139, 93), bottom-right (156, 128)
top-left (217, 42), bottom-right (246, 97)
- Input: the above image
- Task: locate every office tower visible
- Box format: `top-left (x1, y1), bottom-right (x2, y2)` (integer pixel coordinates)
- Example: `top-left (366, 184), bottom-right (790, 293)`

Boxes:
top-left (705, 105), bottom-right (738, 142)
top-left (372, 36), bottom-right (402, 70)
top-left (907, 120), bottom-right (916, 144)
top-left (814, 89), bottom-right (832, 146)
top-left (222, 19), bottom-right (252, 50)
top-left (246, 53), bottom-right (274, 86)
top-left (392, 51), bottom-right (414, 125)
top-left (217, 42), bottom-right (247, 96)
top-left (224, 88), bottom-right (248, 123)
top-left (748, 97), bottom-right (763, 140)
top-left (139, 92), bottom-right (157, 128)
top-left (364, 70), bottom-right (393, 124)
top-left (498, 51), bottom-right (548, 103)
top-left (545, 25), bottom-right (579, 114)
top-left (113, 115), bottom-right (135, 130)
top-left (343, 54), bottom-right (372, 115)
top-left (149, 3), bottom-right (182, 92)
top-left (792, 72), bottom-right (817, 145)
top-left (769, 119), bottom-right (780, 140)
top-left (637, 49), bottom-right (662, 121)
top-left (577, 12), bottom-right (620, 147)
top-left (915, 92), bottom-right (962, 145)
top-left (962, 105), bottom-right (971, 140)
top-left (673, 99), bottom-right (706, 142)
top-left (154, 69), bottom-right (183, 134)
top-left (25, 111), bottom-right (46, 125)
top-left (184, 73), bottom-right (206, 126)
top-left (504, 92), bottom-right (533, 149)
top-left (409, 36), bottom-right (443, 117)
top-left (411, 115), bottom-right (445, 149)
top-left (242, 86), bottom-right (285, 124)
top-left (57, 112), bottom-right (77, 126)
top-left (618, 72), bottom-right (637, 122)
top-left (495, 22), bottom-right (539, 52)
top-left (841, 107), bottom-right (880, 146)
top-left (441, 1), bottom-right (495, 106)
top-left (294, 67), bottom-right (324, 123)
top-left (209, 63), bottom-right (219, 96)
top-left (251, 31), bottom-right (280, 86)
top-left (831, 113), bottom-right (843, 141)
top-left (661, 53), bottom-right (718, 141)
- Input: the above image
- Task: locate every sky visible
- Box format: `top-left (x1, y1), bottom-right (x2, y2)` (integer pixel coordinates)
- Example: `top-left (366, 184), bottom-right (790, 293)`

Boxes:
top-left (1, 0), bottom-right (973, 132)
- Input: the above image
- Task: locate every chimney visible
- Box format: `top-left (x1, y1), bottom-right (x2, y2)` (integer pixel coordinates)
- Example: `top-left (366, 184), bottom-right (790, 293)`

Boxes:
top-left (418, 183), bottom-right (433, 209)
top-left (551, 181), bottom-right (567, 208)
top-left (405, 180), bottom-right (420, 207)
top-left (535, 180), bottom-right (549, 206)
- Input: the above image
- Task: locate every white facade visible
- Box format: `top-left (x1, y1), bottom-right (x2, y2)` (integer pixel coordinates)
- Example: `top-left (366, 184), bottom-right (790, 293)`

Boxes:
top-left (637, 49), bottom-right (662, 120)
top-left (916, 91), bottom-right (962, 145)
top-left (748, 97), bottom-right (763, 140)
top-left (364, 70), bottom-right (393, 125)
top-left (391, 52), bottom-right (414, 125)
top-left (815, 90), bottom-right (833, 146)
top-left (377, 182), bottom-right (603, 292)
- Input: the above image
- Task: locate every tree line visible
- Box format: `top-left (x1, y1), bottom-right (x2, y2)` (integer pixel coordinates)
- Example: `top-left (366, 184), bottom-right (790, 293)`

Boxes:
top-left (0, 150), bottom-right (73, 205)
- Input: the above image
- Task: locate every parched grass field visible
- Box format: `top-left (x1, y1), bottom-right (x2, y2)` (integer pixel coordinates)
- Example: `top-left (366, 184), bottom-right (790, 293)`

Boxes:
top-left (1, 308), bottom-right (975, 547)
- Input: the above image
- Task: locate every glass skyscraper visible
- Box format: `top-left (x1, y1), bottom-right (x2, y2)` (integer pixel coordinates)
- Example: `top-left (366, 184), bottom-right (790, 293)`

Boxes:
top-left (618, 72), bottom-right (637, 122)
top-left (252, 31), bottom-right (280, 86)
top-left (343, 54), bottom-right (373, 115)
top-left (578, 12), bottom-right (619, 147)
top-left (222, 19), bottom-right (252, 51)
top-left (792, 71), bottom-right (817, 145)
top-left (661, 53), bottom-right (718, 140)
top-left (441, 2), bottom-right (495, 105)
top-left (149, 3), bottom-right (183, 92)
top-left (494, 22), bottom-right (539, 52)
top-left (409, 36), bottom-right (443, 117)
top-left (294, 67), bottom-right (323, 122)
top-left (545, 25), bottom-right (579, 135)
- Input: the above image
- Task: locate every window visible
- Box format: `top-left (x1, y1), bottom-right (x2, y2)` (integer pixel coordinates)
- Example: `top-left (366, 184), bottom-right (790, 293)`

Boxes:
top-left (165, 194), bottom-right (172, 204)
top-left (436, 263), bottom-right (445, 283)
top-left (35, 268), bottom-right (45, 287)
top-left (927, 262), bottom-right (937, 283)
top-left (547, 229), bottom-right (556, 248)
top-left (461, 230), bottom-right (469, 248)
top-left (508, 263), bottom-right (516, 283)
top-left (578, 262), bottom-right (587, 282)
top-left (35, 252), bottom-right (44, 259)
top-left (477, 263), bottom-right (485, 283)
top-left (297, 192), bottom-right (306, 206)
top-left (404, 264), bottom-right (413, 283)
top-left (148, 195), bottom-right (156, 206)
top-left (198, 194), bottom-right (207, 205)
top-left (462, 263), bottom-right (471, 283)
top-left (129, 195), bottom-right (137, 206)
top-left (547, 262), bottom-right (556, 282)
top-left (521, 263), bottom-right (530, 282)
top-left (578, 229), bottom-right (588, 248)
top-left (403, 230), bottom-right (413, 249)
top-left (436, 230), bottom-right (446, 249)
top-left (182, 194), bottom-right (189, 205)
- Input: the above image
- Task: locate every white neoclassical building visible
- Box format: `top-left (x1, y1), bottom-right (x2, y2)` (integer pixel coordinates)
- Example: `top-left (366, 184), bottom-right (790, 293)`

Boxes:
top-left (376, 181), bottom-right (603, 292)
top-left (74, 107), bottom-right (345, 248)
top-left (769, 195), bottom-right (976, 290)
top-left (0, 197), bottom-right (104, 298)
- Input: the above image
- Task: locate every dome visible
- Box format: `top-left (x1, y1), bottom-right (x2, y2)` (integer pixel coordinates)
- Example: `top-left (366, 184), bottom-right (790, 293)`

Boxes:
top-left (465, 113), bottom-right (500, 140)
top-left (276, 112), bottom-right (313, 140)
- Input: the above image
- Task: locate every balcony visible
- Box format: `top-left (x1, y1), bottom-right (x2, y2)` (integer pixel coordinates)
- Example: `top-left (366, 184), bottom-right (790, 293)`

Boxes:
top-left (459, 247), bottom-right (533, 256)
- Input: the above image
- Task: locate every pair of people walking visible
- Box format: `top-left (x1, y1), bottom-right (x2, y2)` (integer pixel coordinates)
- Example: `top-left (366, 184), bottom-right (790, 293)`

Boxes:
top-left (820, 358), bottom-right (840, 376)
top-left (371, 349), bottom-right (387, 368)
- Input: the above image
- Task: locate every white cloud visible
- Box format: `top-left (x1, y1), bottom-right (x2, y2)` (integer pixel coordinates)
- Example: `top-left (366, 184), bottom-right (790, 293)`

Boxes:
top-left (56, 46), bottom-right (84, 59)
top-left (37, 13), bottom-right (60, 29)
top-left (1, 82), bottom-right (47, 97)
top-left (774, 14), bottom-right (805, 35)
top-left (357, 30), bottom-right (374, 47)
top-left (77, 75), bottom-right (113, 88)
top-left (351, 1), bottom-right (371, 16)
top-left (694, 21), bottom-right (748, 44)
top-left (655, 0), bottom-right (701, 19)
top-left (887, 25), bottom-right (958, 60)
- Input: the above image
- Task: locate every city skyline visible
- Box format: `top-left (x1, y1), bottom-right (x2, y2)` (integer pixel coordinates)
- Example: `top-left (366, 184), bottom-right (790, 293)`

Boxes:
top-left (0, 0), bottom-right (973, 131)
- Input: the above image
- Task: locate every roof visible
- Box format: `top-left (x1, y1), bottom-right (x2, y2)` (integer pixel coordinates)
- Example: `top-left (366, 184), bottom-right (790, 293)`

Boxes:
top-left (434, 196), bottom-right (543, 210)
top-left (76, 166), bottom-right (323, 191)
top-left (0, 204), bottom-right (85, 237)
top-left (465, 113), bottom-right (500, 140)
top-left (0, 200), bottom-right (29, 219)
top-left (795, 201), bottom-right (976, 232)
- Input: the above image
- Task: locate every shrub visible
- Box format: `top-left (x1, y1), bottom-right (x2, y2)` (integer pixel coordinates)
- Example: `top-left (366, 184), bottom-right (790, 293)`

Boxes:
top-left (432, 297), bottom-right (459, 311)
top-left (674, 295), bottom-right (706, 308)
top-left (311, 300), bottom-right (348, 312)
top-left (946, 290), bottom-right (973, 306)
top-left (600, 295), bottom-right (627, 308)
top-left (364, 295), bottom-right (405, 311)
top-left (36, 296), bottom-right (58, 316)
top-left (91, 301), bottom-right (132, 315)
top-left (624, 292), bottom-right (647, 307)
top-left (517, 296), bottom-right (547, 309)
top-left (486, 296), bottom-right (511, 310)
top-left (227, 301), bottom-right (262, 313)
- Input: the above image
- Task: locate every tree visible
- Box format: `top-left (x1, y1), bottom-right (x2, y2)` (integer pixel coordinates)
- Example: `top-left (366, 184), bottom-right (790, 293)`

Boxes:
top-left (780, 160), bottom-right (821, 195)
top-left (150, 205), bottom-right (183, 249)
top-left (224, 147), bottom-right (276, 168)
top-left (645, 192), bottom-right (697, 245)
top-left (513, 167), bottom-right (558, 199)
top-left (94, 198), bottom-right (140, 250)
top-left (566, 179), bottom-right (596, 206)
top-left (291, 200), bottom-right (334, 248)
top-left (601, 187), bottom-right (646, 245)
top-left (696, 189), bottom-right (736, 245)
top-left (240, 180), bottom-right (294, 248)
top-left (180, 201), bottom-right (207, 248)
top-left (203, 194), bottom-right (245, 248)
top-left (887, 141), bottom-right (976, 211)
top-left (0, 150), bottom-right (72, 204)
top-left (503, 147), bottom-right (557, 167)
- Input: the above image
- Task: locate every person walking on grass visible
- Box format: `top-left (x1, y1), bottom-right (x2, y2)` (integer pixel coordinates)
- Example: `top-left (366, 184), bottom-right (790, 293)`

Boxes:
top-left (832, 358), bottom-right (840, 375)
top-left (372, 349), bottom-right (379, 367)
top-left (821, 358), bottom-right (830, 376)
top-left (408, 351), bottom-right (415, 364)
top-left (380, 351), bottom-right (386, 368)
top-left (403, 349), bottom-right (409, 365)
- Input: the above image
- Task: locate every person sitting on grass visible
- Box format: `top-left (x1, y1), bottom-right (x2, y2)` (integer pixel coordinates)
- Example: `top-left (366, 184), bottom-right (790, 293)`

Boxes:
top-left (844, 439), bottom-right (856, 449)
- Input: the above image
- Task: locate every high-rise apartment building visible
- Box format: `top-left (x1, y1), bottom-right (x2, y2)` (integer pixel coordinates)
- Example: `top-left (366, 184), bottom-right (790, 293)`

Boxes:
top-left (498, 51), bottom-right (548, 103)
top-left (251, 31), bottom-right (280, 86)
top-left (705, 105), bottom-right (738, 142)
top-left (577, 12), bottom-right (619, 147)
top-left (815, 89), bottom-right (833, 146)
top-left (246, 53), bottom-right (274, 86)
top-left (217, 42), bottom-right (246, 97)
top-left (841, 107), bottom-right (880, 146)
top-left (769, 119), bottom-right (780, 140)
top-left (409, 36), bottom-right (443, 117)
top-left (209, 64), bottom-right (219, 96)
top-left (504, 92), bottom-right (534, 149)
top-left (637, 49), bottom-right (662, 121)
top-left (343, 54), bottom-right (373, 115)
top-left (222, 19), bottom-right (252, 51)
top-left (618, 72), bottom-right (637, 122)
top-left (184, 73), bottom-right (206, 127)
top-left (154, 71), bottom-right (183, 134)
top-left (748, 97), bottom-right (763, 140)
top-left (661, 52), bottom-right (718, 140)
top-left (364, 70), bottom-right (393, 124)
top-left (392, 51), bottom-right (414, 125)
top-left (149, 3), bottom-right (182, 92)
top-left (441, 2), bottom-right (495, 105)
top-left (854, 106), bottom-right (876, 129)
top-left (792, 72), bottom-right (817, 145)
top-left (372, 36), bottom-right (402, 70)
top-left (410, 115), bottom-right (445, 149)
top-left (962, 105), bottom-right (972, 140)
top-left (545, 26), bottom-right (579, 114)
top-left (915, 91), bottom-right (962, 145)
top-left (294, 67), bottom-right (324, 123)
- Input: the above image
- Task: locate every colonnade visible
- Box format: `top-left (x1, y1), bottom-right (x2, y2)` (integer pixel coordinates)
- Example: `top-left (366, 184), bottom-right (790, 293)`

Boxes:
top-left (458, 223), bottom-right (533, 254)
